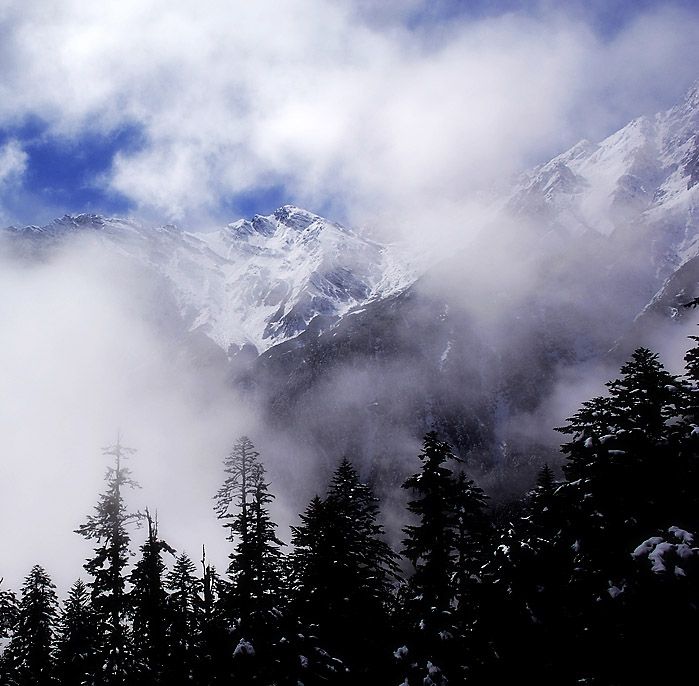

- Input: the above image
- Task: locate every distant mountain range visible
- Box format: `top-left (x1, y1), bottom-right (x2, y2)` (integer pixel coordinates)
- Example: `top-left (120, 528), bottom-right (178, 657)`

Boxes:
top-left (1, 206), bottom-right (421, 354)
top-left (4, 78), bottom-right (699, 494)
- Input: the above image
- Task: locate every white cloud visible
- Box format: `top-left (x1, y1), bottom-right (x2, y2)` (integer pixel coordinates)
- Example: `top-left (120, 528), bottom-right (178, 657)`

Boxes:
top-left (0, 139), bottom-right (27, 187)
top-left (0, 139), bottom-right (28, 224)
top-left (0, 1), bottom-right (697, 231)
top-left (0, 239), bottom-right (255, 592)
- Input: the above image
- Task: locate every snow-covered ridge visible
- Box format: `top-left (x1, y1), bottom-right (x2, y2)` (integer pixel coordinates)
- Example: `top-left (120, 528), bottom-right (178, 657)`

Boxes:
top-left (2, 206), bottom-right (421, 354)
top-left (4, 80), bottom-right (699, 359)
top-left (508, 78), bottom-right (699, 257)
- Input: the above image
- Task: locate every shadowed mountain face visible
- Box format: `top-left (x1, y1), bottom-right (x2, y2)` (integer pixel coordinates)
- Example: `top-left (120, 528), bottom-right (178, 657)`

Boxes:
top-left (3, 80), bottom-right (699, 497)
top-left (236, 79), bottom-right (699, 493)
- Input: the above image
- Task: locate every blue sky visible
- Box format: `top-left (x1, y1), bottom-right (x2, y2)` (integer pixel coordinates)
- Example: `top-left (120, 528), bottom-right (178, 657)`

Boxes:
top-left (1, 0), bottom-right (698, 230)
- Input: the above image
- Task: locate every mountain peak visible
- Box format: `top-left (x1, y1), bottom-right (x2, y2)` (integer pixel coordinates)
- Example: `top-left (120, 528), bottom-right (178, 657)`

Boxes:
top-left (272, 205), bottom-right (322, 231)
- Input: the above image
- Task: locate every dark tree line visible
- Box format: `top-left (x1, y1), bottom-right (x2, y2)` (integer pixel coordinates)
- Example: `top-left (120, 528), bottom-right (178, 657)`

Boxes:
top-left (2, 341), bottom-right (699, 685)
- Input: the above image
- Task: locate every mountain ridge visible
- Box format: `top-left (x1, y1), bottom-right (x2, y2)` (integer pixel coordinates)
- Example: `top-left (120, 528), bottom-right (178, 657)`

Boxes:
top-left (1, 205), bottom-right (422, 355)
top-left (3, 78), bottom-right (699, 487)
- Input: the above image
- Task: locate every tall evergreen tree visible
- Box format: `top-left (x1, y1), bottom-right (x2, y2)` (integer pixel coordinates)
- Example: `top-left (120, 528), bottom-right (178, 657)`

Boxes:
top-left (55, 579), bottom-right (100, 686)
top-left (452, 470), bottom-right (489, 615)
top-left (401, 432), bottom-right (460, 613)
top-left (214, 436), bottom-right (259, 571)
top-left (3, 565), bottom-right (58, 686)
top-left (552, 348), bottom-right (684, 683)
top-left (129, 510), bottom-right (174, 685)
top-left (398, 433), bottom-right (486, 686)
top-left (556, 348), bottom-right (682, 562)
top-left (164, 552), bottom-right (202, 686)
top-left (213, 437), bottom-right (288, 682)
top-left (672, 334), bottom-right (699, 531)
top-left (290, 459), bottom-right (400, 682)
top-left (75, 436), bottom-right (141, 684)
top-left (227, 460), bottom-right (284, 626)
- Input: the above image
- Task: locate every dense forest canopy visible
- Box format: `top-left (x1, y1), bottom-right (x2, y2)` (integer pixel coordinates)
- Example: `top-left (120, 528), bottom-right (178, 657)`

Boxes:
top-left (2, 338), bottom-right (699, 685)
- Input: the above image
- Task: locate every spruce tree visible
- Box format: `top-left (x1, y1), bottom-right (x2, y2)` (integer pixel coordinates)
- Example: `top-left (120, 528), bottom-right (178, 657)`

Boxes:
top-left (232, 460), bottom-right (292, 682)
top-left (290, 459), bottom-right (400, 682)
top-left (227, 460), bottom-right (284, 627)
top-left (553, 348), bottom-right (683, 683)
top-left (55, 579), bottom-right (100, 686)
top-left (556, 348), bottom-right (682, 564)
top-left (672, 334), bottom-right (699, 531)
top-left (164, 552), bottom-right (202, 685)
top-left (0, 581), bottom-right (18, 683)
top-left (0, 579), bottom-right (17, 639)
top-left (401, 432), bottom-right (460, 612)
top-left (213, 437), bottom-right (288, 682)
top-left (75, 436), bottom-right (141, 684)
top-left (214, 436), bottom-right (259, 570)
top-left (452, 470), bottom-right (489, 618)
top-left (129, 511), bottom-right (174, 685)
top-left (397, 432), bottom-right (471, 686)
top-left (3, 565), bottom-right (58, 686)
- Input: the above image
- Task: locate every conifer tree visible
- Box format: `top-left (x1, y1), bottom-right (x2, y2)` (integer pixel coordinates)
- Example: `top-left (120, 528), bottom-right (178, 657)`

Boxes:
top-left (291, 459), bottom-right (400, 681)
top-left (164, 552), bottom-right (202, 685)
top-left (553, 348), bottom-right (684, 682)
top-left (55, 579), bottom-right (100, 686)
top-left (129, 510), bottom-right (174, 685)
top-left (398, 433), bottom-right (478, 686)
top-left (401, 432), bottom-right (460, 612)
top-left (0, 579), bottom-right (17, 640)
top-left (452, 470), bottom-right (489, 617)
top-left (214, 436), bottom-right (259, 569)
top-left (213, 437), bottom-right (288, 681)
top-left (672, 334), bottom-right (699, 531)
top-left (556, 348), bottom-right (682, 557)
top-left (227, 460), bottom-right (284, 626)
top-left (0, 581), bottom-right (18, 683)
top-left (75, 436), bottom-right (141, 684)
top-left (3, 565), bottom-right (58, 686)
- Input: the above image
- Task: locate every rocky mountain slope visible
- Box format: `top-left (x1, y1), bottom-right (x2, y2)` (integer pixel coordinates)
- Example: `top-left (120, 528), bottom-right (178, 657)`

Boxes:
top-left (238, 78), bottom-right (699, 491)
top-left (1, 206), bottom-right (421, 355)
top-left (3, 79), bottom-right (699, 494)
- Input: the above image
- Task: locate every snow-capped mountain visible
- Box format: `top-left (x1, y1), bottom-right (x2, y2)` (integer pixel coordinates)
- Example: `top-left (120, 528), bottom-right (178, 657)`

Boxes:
top-left (507, 78), bottom-right (699, 272)
top-left (2, 206), bottom-right (421, 354)
top-left (236, 79), bottom-right (699, 487)
top-left (3, 79), bottom-right (699, 489)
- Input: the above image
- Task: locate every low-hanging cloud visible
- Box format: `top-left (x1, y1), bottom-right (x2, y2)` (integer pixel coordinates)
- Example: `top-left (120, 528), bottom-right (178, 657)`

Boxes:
top-left (2, 0), bottom-right (699, 595)
top-left (0, 235), bottom-right (265, 593)
top-left (0, 1), bottom-right (697, 233)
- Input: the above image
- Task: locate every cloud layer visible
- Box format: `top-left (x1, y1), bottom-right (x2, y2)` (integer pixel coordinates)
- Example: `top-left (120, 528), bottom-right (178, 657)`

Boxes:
top-left (1, 0), bottom-right (699, 593)
top-left (0, 1), bottom-right (697, 230)
top-left (0, 239), bottom-right (257, 591)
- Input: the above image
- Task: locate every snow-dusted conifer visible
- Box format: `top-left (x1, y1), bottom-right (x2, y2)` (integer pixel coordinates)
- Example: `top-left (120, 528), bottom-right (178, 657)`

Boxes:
top-left (55, 579), bottom-right (98, 685)
top-left (401, 432), bottom-right (460, 612)
top-left (164, 552), bottom-right (202, 684)
top-left (75, 435), bottom-right (141, 684)
top-left (129, 510), bottom-right (174, 684)
top-left (291, 458), bottom-right (399, 681)
top-left (3, 565), bottom-right (58, 685)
